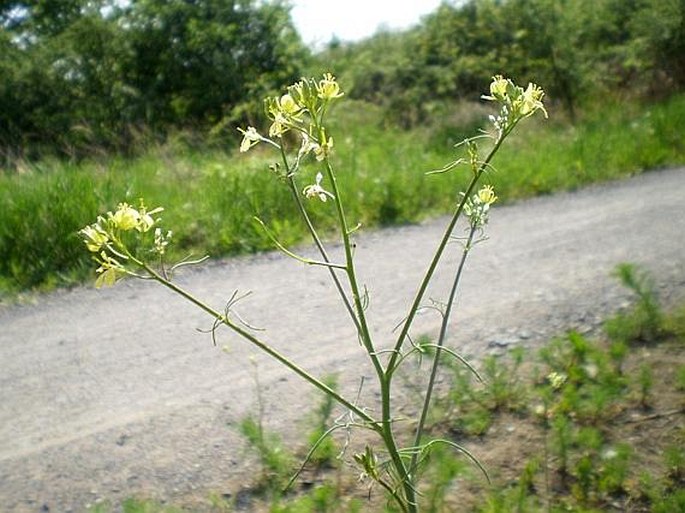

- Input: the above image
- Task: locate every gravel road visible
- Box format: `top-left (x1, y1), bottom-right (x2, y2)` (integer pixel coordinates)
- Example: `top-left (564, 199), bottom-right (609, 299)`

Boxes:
top-left (1, 167), bottom-right (684, 512)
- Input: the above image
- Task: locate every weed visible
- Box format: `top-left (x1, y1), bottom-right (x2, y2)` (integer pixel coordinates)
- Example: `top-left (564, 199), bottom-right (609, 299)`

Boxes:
top-left (303, 375), bottom-right (340, 469)
top-left (416, 443), bottom-right (469, 513)
top-left (239, 415), bottom-right (294, 494)
top-left (269, 482), bottom-right (361, 513)
top-left (677, 365), bottom-right (685, 392)
top-left (539, 332), bottom-right (628, 425)
top-left (605, 263), bottom-right (665, 344)
top-left (637, 364), bottom-right (654, 409)
top-left (440, 350), bottom-right (527, 437)
top-left (664, 443), bottom-right (685, 484)
top-left (651, 489), bottom-right (685, 513)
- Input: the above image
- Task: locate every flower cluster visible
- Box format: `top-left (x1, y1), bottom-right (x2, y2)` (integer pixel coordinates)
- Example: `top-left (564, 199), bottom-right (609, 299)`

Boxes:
top-left (547, 371), bottom-right (568, 391)
top-left (483, 75), bottom-right (547, 134)
top-left (239, 73), bottom-right (344, 151)
top-left (79, 201), bottom-right (166, 288)
top-left (463, 185), bottom-right (498, 228)
top-left (238, 74), bottom-right (344, 202)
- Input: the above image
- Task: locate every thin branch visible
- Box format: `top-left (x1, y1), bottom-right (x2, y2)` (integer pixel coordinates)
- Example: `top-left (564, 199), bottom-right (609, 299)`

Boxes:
top-left (410, 223), bottom-right (477, 476)
top-left (623, 409), bottom-right (683, 424)
top-left (253, 217), bottom-right (346, 270)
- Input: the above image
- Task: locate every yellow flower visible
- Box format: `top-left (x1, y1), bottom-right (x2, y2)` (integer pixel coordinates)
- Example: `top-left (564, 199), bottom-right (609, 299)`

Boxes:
top-left (289, 79), bottom-right (310, 106)
top-left (94, 252), bottom-right (125, 288)
top-left (477, 185), bottom-right (498, 206)
top-left (269, 113), bottom-right (288, 138)
top-left (316, 73), bottom-right (344, 100)
top-left (80, 223), bottom-right (109, 252)
top-left (111, 203), bottom-right (140, 231)
top-left (464, 185), bottom-right (498, 227)
top-left (547, 372), bottom-right (567, 390)
top-left (136, 203), bottom-right (163, 232)
top-left (519, 82), bottom-right (548, 118)
top-left (278, 93), bottom-right (301, 116)
top-left (238, 126), bottom-right (262, 152)
top-left (488, 75), bottom-right (509, 101)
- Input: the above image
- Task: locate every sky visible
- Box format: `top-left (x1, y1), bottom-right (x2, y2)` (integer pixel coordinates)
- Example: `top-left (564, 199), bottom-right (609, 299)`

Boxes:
top-left (290, 0), bottom-right (445, 49)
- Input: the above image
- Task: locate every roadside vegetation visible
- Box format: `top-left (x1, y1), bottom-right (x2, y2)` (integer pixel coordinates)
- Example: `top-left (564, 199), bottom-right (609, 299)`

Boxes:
top-left (91, 265), bottom-right (685, 511)
top-left (2, 93), bottom-right (684, 298)
top-left (1, 0), bottom-right (685, 297)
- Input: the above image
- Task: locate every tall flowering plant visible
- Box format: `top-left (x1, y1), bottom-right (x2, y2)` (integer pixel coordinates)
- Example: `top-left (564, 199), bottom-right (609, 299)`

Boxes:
top-left (80, 74), bottom-right (546, 512)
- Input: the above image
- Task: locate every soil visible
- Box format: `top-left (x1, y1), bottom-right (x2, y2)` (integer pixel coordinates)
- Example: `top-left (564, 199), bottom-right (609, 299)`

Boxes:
top-left (1, 167), bottom-right (684, 512)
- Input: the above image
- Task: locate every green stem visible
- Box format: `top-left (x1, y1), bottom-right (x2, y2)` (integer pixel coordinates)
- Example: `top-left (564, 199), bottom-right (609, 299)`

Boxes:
top-left (275, 144), bottom-right (361, 332)
top-left (280, 150), bottom-right (361, 334)
top-left (409, 223), bottom-right (477, 476)
top-left (386, 131), bottom-right (508, 377)
top-left (321, 156), bottom-right (415, 510)
top-left (322, 158), bottom-right (384, 380)
top-left (138, 260), bottom-right (378, 428)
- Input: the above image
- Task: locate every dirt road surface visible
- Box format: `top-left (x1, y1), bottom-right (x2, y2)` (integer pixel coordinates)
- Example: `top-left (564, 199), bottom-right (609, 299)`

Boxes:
top-left (1, 168), bottom-right (684, 512)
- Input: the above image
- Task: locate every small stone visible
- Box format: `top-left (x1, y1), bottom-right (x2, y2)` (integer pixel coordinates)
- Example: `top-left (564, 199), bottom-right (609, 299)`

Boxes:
top-left (488, 337), bottom-right (517, 348)
top-left (577, 324), bottom-right (593, 335)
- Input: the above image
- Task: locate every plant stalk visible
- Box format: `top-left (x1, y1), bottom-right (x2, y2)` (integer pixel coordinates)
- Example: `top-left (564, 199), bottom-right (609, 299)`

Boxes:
top-left (139, 260), bottom-right (378, 428)
top-left (409, 223), bottom-right (478, 476)
top-left (387, 131), bottom-right (509, 377)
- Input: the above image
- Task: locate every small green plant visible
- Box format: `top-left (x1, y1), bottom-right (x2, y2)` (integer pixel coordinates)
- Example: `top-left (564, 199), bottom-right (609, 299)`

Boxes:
top-left (676, 365), bottom-right (685, 392)
top-left (303, 375), bottom-right (340, 469)
top-left (538, 332), bottom-right (628, 425)
top-left (664, 443), bottom-right (685, 483)
top-left (605, 263), bottom-right (665, 344)
top-left (78, 74), bottom-right (547, 513)
top-left (269, 482), bottom-right (361, 513)
top-left (239, 415), bottom-right (294, 493)
top-left (637, 363), bottom-right (654, 409)
top-left (652, 489), bottom-right (685, 513)
top-left (440, 349), bottom-right (527, 437)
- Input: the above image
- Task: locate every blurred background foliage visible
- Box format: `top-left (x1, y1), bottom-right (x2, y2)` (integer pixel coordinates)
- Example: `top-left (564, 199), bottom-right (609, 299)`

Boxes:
top-left (0, 0), bottom-right (307, 159)
top-left (1, 0), bottom-right (683, 160)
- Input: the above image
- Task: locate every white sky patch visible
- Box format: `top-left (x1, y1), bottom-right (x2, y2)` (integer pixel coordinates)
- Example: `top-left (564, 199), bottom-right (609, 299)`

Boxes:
top-left (290, 0), bottom-right (444, 48)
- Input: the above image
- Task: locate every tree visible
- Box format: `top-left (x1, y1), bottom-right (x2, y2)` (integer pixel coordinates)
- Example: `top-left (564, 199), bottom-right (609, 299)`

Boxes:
top-left (0, 0), bottom-right (308, 157)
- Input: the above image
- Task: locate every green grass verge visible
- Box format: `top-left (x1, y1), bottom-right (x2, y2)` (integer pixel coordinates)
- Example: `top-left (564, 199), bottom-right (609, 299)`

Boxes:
top-left (1, 94), bottom-right (684, 297)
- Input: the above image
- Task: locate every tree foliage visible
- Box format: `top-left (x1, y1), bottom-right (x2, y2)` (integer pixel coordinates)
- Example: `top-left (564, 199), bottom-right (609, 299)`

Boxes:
top-left (1, 0), bottom-right (683, 157)
top-left (319, 0), bottom-right (685, 124)
top-left (0, 0), bottom-right (308, 157)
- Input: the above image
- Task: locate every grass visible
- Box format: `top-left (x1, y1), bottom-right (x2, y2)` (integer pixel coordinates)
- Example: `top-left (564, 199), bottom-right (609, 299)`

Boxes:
top-left (1, 94), bottom-right (684, 298)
